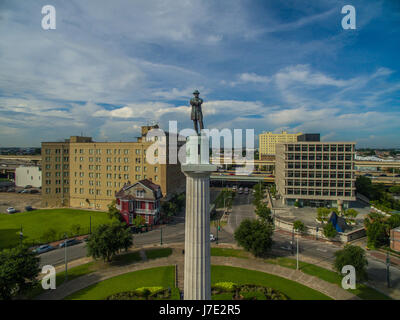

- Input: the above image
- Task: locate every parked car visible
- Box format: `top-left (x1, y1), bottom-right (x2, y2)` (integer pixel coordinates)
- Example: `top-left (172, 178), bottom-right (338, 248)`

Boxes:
top-left (6, 207), bottom-right (17, 214)
top-left (364, 174), bottom-right (372, 177)
top-left (238, 187), bottom-right (243, 194)
top-left (28, 189), bottom-right (39, 194)
top-left (6, 188), bottom-right (15, 192)
top-left (379, 174), bottom-right (387, 177)
top-left (33, 244), bottom-right (54, 254)
top-left (210, 234), bottom-right (216, 242)
top-left (396, 174), bottom-right (400, 178)
top-left (59, 239), bottom-right (81, 248)
top-left (24, 185), bottom-right (33, 189)
top-left (25, 206), bottom-right (34, 211)
top-left (244, 187), bottom-right (249, 194)
top-left (232, 186), bottom-right (237, 192)
top-left (19, 189), bottom-right (30, 193)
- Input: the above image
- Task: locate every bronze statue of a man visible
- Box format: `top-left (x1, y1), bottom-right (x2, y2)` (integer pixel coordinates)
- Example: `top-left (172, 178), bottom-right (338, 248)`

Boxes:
top-left (190, 89), bottom-right (204, 135)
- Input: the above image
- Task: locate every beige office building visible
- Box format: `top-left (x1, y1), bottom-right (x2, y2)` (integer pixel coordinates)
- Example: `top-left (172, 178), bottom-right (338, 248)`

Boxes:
top-left (259, 131), bottom-right (302, 155)
top-left (41, 125), bottom-right (185, 209)
top-left (275, 142), bottom-right (356, 209)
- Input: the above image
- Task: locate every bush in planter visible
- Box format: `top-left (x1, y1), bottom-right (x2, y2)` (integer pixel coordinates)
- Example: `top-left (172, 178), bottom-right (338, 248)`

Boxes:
top-left (323, 222), bottom-right (337, 239)
top-left (343, 209), bottom-right (359, 224)
top-left (293, 220), bottom-right (306, 233)
top-left (294, 201), bottom-right (300, 208)
top-left (316, 207), bottom-right (330, 223)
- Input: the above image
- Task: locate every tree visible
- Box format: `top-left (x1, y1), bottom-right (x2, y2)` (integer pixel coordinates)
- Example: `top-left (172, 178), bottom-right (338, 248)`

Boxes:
top-left (293, 220), bottom-right (306, 233)
top-left (389, 186), bottom-right (400, 195)
top-left (323, 222), bottom-right (337, 239)
top-left (294, 201), bottom-right (300, 208)
top-left (0, 246), bottom-right (40, 300)
top-left (70, 224), bottom-right (81, 236)
top-left (364, 219), bottom-right (389, 249)
top-left (41, 228), bottom-right (58, 243)
top-left (234, 219), bottom-right (273, 257)
top-left (317, 207), bottom-right (330, 223)
top-left (343, 209), bottom-right (359, 223)
top-left (355, 175), bottom-right (372, 198)
top-left (132, 215), bottom-right (146, 228)
top-left (255, 203), bottom-right (272, 223)
top-left (86, 222), bottom-right (133, 262)
top-left (334, 245), bottom-right (368, 282)
top-left (107, 200), bottom-right (121, 220)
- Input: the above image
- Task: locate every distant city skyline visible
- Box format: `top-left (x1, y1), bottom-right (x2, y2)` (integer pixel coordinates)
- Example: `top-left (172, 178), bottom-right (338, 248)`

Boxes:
top-left (0, 0), bottom-right (399, 148)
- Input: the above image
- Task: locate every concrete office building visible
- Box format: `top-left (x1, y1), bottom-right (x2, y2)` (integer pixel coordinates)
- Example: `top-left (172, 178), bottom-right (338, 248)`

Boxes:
top-left (259, 131), bottom-right (302, 156)
top-left (275, 141), bottom-right (356, 210)
top-left (41, 125), bottom-right (185, 209)
top-left (15, 166), bottom-right (42, 188)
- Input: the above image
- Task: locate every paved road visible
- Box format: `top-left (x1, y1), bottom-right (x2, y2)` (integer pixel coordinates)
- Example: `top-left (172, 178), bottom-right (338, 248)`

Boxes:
top-left (226, 192), bottom-right (256, 233)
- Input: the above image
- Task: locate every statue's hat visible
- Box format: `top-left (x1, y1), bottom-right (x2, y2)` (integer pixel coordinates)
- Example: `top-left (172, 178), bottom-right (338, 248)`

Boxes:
top-left (193, 89), bottom-right (200, 94)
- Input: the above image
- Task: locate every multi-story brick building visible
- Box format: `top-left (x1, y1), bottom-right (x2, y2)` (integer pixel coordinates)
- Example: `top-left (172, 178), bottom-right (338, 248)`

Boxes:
top-left (41, 125), bottom-right (185, 210)
top-left (259, 131), bottom-right (302, 156)
top-left (275, 141), bottom-right (356, 209)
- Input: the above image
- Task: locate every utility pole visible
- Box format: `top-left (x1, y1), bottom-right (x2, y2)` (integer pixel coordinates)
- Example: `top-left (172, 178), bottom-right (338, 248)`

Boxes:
top-left (296, 234), bottom-right (299, 270)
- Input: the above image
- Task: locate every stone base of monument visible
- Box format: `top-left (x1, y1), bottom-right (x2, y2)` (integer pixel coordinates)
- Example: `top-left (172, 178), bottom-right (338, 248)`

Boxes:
top-left (181, 135), bottom-right (217, 300)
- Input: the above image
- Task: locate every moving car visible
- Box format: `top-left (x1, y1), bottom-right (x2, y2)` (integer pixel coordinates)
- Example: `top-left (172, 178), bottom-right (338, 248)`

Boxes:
top-left (59, 239), bottom-right (81, 248)
top-left (25, 206), bottom-right (34, 211)
top-left (244, 187), bottom-right (249, 194)
top-left (6, 207), bottom-right (17, 214)
top-left (33, 244), bottom-right (54, 254)
top-left (238, 187), bottom-right (243, 194)
top-left (7, 188), bottom-right (15, 192)
top-left (232, 186), bottom-right (237, 192)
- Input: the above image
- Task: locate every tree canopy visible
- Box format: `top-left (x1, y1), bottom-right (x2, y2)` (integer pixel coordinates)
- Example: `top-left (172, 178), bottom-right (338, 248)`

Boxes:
top-left (334, 245), bottom-right (368, 282)
top-left (86, 222), bottom-right (133, 262)
top-left (0, 246), bottom-right (40, 300)
top-left (234, 219), bottom-right (274, 257)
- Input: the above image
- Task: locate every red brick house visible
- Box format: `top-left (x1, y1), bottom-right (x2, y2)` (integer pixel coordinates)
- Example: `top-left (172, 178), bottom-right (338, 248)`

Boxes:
top-left (115, 179), bottom-right (162, 226)
top-left (390, 227), bottom-right (400, 252)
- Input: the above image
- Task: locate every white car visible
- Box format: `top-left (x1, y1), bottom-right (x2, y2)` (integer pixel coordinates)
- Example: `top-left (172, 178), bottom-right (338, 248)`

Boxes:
top-left (6, 207), bottom-right (17, 214)
top-left (210, 234), bottom-right (216, 242)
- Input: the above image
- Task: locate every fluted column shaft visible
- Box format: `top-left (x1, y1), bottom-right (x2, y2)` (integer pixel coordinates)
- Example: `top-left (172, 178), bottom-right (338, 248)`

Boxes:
top-left (183, 171), bottom-right (211, 300)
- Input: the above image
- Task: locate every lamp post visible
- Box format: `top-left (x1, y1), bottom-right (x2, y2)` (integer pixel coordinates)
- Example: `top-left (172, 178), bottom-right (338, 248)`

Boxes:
top-left (64, 233), bottom-right (68, 282)
top-left (160, 227), bottom-right (163, 246)
top-left (386, 250), bottom-right (390, 288)
top-left (19, 225), bottom-right (23, 246)
top-left (296, 233), bottom-right (299, 270)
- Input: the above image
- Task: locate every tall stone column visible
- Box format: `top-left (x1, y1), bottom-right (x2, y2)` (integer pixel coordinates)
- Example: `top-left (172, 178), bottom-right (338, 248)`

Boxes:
top-left (182, 135), bottom-right (216, 300)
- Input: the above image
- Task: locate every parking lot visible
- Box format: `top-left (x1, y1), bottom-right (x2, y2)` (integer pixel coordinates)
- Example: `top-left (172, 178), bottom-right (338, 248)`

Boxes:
top-left (0, 191), bottom-right (41, 214)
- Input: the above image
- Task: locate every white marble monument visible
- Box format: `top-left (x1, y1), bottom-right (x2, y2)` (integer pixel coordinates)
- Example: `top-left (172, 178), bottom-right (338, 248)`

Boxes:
top-left (181, 135), bottom-right (217, 300)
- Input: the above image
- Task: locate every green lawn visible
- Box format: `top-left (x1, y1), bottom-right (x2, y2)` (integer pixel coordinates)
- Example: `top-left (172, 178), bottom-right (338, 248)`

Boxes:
top-left (65, 266), bottom-right (176, 300)
top-left (0, 208), bottom-right (112, 249)
top-left (211, 265), bottom-right (331, 300)
top-left (212, 248), bottom-right (391, 300)
top-left (145, 248), bottom-right (173, 260)
top-left (211, 247), bottom-right (251, 259)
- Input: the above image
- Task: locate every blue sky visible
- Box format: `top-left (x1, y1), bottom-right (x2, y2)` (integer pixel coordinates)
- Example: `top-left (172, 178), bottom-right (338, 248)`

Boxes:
top-left (0, 0), bottom-right (399, 148)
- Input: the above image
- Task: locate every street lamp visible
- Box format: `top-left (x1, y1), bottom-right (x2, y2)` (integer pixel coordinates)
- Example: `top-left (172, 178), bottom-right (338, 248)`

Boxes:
top-left (296, 232), bottom-right (299, 270)
top-left (64, 233), bottom-right (68, 282)
top-left (160, 227), bottom-right (163, 246)
top-left (19, 225), bottom-right (23, 246)
top-left (386, 250), bottom-right (390, 288)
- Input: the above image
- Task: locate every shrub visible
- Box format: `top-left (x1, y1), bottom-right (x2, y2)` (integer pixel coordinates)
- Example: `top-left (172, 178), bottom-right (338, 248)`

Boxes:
top-left (323, 222), bottom-right (337, 239)
top-left (70, 224), bottom-right (81, 236)
top-left (41, 228), bottom-right (58, 243)
top-left (293, 220), bottom-right (306, 233)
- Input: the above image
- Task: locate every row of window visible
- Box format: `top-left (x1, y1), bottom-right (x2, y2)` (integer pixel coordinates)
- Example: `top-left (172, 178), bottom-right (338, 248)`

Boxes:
top-left (45, 149), bottom-right (68, 154)
top-left (45, 164), bottom-right (69, 170)
top-left (287, 163), bottom-right (353, 170)
top-left (74, 149), bottom-right (143, 155)
top-left (286, 189), bottom-right (354, 197)
top-left (45, 187), bottom-right (68, 194)
top-left (286, 172), bottom-right (353, 179)
top-left (45, 172), bottom-right (68, 177)
top-left (287, 145), bottom-right (353, 152)
top-left (286, 154), bottom-right (353, 161)
top-left (286, 180), bottom-right (353, 188)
